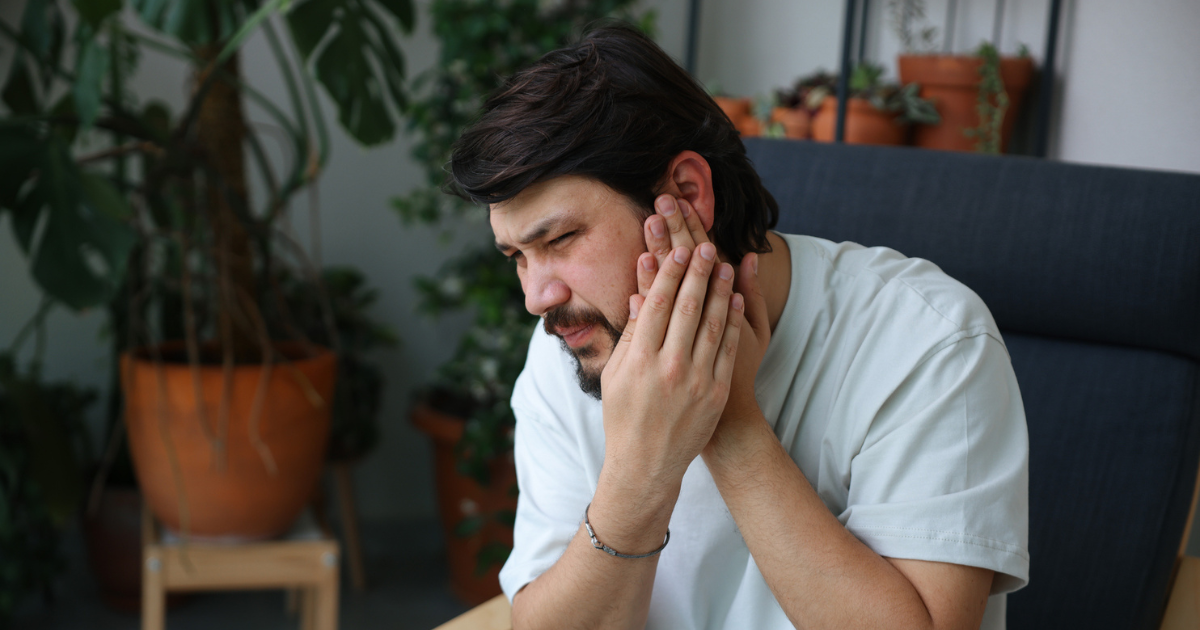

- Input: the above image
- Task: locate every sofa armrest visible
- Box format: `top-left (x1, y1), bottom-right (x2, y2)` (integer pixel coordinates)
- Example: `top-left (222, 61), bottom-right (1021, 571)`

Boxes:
top-left (434, 594), bottom-right (511, 630)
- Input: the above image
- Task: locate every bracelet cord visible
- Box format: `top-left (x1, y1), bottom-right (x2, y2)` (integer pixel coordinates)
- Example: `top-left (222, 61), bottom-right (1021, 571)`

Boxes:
top-left (583, 502), bottom-right (670, 559)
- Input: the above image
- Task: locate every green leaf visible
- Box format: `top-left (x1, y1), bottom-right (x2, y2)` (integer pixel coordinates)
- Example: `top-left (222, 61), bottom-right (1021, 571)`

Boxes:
top-left (79, 172), bottom-right (133, 221)
top-left (475, 542), bottom-right (511, 575)
top-left (286, 0), bottom-right (339, 60)
top-left (20, 0), bottom-right (53, 59)
top-left (373, 0), bottom-right (415, 32)
top-left (314, 20), bottom-right (395, 145)
top-left (453, 515), bottom-right (484, 537)
top-left (72, 35), bottom-right (109, 131)
top-left (0, 123), bottom-right (42, 212)
top-left (2, 56), bottom-right (40, 117)
top-left (70, 0), bottom-right (122, 29)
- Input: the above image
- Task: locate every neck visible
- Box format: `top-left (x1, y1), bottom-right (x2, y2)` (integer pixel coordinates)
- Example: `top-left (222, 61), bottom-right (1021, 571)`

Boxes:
top-left (755, 231), bottom-right (791, 333)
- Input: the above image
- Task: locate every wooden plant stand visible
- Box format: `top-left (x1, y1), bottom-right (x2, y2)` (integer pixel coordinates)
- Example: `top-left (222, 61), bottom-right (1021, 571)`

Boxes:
top-left (141, 508), bottom-right (340, 630)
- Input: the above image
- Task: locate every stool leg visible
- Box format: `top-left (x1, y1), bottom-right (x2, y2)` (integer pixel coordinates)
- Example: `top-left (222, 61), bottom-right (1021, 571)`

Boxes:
top-left (300, 587), bottom-right (317, 630)
top-left (314, 574), bottom-right (339, 630)
top-left (333, 462), bottom-right (367, 591)
top-left (142, 552), bottom-right (165, 630)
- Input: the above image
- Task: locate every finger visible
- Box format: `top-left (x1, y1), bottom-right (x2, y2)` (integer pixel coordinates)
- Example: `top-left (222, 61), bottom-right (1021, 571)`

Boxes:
top-left (636, 246), bottom-right (693, 350)
top-left (736, 253), bottom-right (770, 338)
top-left (637, 252), bottom-right (656, 297)
top-left (654, 195), bottom-right (696, 264)
top-left (692, 261), bottom-right (735, 366)
top-left (662, 241), bottom-right (719, 357)
top-left (675, 197), bottom-right (712, 247)
top-left (644, 214), bottom-right (672, 270)
top-left (712, 293), bottom-right (745, 383)
top-left (607, 293), bottom-right (643, 372)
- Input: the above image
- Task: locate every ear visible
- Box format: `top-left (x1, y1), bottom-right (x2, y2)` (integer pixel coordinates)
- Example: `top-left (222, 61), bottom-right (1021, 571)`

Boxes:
top-left (659, 150), bottom-right (716, 233)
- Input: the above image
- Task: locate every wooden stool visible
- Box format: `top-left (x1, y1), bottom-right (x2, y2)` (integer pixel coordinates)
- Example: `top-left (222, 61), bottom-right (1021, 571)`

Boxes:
top-left (141, 508), bottom-right (340, 630)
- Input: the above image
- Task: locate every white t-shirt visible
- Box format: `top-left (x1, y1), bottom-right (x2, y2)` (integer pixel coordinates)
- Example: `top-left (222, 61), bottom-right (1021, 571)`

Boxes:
top-left (499, 233), bottom-right (1030, 630)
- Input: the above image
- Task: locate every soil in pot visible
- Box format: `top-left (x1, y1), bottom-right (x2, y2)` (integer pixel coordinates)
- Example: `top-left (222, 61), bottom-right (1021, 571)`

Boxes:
top-left (122, 341), bottom-right (336, 541)
top-left (412, 400), bottom-right (518, 607)
top-left (811, 97), bottom-right (907, 146)
top-left (898, 54), bottom-right (1035, 152)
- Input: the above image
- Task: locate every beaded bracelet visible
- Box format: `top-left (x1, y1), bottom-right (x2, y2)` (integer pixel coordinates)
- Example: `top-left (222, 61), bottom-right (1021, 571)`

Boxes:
top-left (583, 503), bottom-right (670, 559)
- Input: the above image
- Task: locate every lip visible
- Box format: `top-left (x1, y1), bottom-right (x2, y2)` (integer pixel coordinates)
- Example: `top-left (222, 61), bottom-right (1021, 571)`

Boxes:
top-left (558, 323), bottom-right (595, 349)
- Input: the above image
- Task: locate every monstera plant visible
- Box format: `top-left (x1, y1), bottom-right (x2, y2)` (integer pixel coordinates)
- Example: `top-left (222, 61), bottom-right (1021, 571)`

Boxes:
top-left (0, 0), bottom-right (412, 616)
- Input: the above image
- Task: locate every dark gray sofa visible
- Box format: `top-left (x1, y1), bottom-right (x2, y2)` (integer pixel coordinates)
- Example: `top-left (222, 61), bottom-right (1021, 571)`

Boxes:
top-left (743, 138), bottom-right (1200, 630)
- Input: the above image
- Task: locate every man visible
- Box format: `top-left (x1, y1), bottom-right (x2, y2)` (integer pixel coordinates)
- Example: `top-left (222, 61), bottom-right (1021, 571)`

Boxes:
top-left (449, 23), bottom-right (1028, 630)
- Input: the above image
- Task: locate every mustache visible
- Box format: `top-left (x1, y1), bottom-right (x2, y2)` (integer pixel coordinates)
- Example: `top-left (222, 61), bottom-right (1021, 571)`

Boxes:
top-left (543, 305), bottom-right (611, 338)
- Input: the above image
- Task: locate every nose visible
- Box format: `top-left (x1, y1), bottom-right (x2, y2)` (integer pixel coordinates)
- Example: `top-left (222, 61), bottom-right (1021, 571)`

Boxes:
top-left (522, 262), bottom-right (570, 317)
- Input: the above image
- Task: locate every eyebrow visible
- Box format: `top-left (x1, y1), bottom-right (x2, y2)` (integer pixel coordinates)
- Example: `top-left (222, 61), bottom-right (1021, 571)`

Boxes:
top-left (494, 214), bottom-right (568, 254)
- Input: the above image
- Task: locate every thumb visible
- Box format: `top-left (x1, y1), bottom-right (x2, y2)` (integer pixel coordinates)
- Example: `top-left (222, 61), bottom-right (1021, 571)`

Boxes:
top-left (737, 253), bottom-right (770, 336)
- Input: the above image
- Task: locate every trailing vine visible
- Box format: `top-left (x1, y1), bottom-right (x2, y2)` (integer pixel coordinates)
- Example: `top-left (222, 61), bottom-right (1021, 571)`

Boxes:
top-left (965, 41), bottom-right (1008, 154)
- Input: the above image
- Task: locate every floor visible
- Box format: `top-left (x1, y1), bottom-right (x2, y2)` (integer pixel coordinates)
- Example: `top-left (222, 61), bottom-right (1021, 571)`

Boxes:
top-left (12, 519), bottom-right (470, 630)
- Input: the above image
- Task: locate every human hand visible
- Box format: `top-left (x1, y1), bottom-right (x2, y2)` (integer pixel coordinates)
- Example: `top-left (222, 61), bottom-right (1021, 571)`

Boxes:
top-left (637, 195), bottom-right (771, 444)
top-left (600, 240), bottom-right (744, 487)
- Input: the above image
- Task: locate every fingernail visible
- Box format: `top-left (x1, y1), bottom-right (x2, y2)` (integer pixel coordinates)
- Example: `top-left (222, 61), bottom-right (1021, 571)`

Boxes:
top-left (732, 294), bottom-right (745, 311)
top-left (679, 200), bottom-right (691, 217)
top-left (655, 195), bottom-right (673, 214)
top-left (641, 255), bottom-right (655, 271)
top-left (629, 297), bottom-right (639, 319)
top-left (650, 216), bottom-right (665, 238)
top-left (752, 254), bottom-right (759, 276)
top-left (699, 242), bottom-right (716, 261)
top-left (660, 199), bottom-right (677, 216)
top-left (673, 247), bottom-right (689, 264)
top-left (718, 263), bottom-right (733, 280)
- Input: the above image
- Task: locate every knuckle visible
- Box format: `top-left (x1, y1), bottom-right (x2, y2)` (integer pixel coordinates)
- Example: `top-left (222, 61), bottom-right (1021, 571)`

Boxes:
top-left (677, 297), bottom-right (701, 317)
top-left (663, 357), bottom-right (686, 383)
top-left (646, 293), bottom-right (671, 313)
top-left (705, 316), bottom-right (723, 340)
top-left (723, 338), bottom-right (739, 357)
top-left (620, 329), bottom-right (634, 344)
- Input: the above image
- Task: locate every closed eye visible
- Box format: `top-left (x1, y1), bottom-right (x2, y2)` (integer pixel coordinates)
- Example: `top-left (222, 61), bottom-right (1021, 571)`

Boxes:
top-left (550, 231), bottom-right (576, 246)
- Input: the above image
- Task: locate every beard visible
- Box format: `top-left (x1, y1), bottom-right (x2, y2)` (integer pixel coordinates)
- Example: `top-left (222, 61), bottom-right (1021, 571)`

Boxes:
top-left (543, 304), bottom-right (626, 400)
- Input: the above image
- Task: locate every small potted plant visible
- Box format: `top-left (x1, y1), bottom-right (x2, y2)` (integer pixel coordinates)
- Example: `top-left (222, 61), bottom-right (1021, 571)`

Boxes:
top-left (890, 0), bottom-right (1035, 152)
top-left (771, 71), bottom-right (838, 140)
top-left (809, 63), bottom-right (941, 145)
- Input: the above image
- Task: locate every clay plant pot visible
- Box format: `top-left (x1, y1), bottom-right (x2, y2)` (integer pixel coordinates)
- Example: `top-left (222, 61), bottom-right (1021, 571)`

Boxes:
top-left (898, 54), bottom-right (1036, 152)
top-left (811, 97), bottom-right (907, 146)
top-left (81, 484), bottom-right (186, 612)
top-left (122, 341), bottom-right (336, 540)
top-left (770, 106), bottom-right (811, 139)
top-left (713, 96), bottom-right (761, 137)
top-left (412, 401), bottom-right (518, 607)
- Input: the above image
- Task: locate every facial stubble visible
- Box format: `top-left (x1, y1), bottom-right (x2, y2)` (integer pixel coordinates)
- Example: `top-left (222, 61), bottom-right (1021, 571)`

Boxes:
top-left (544, 304), bottom-right (627, 400)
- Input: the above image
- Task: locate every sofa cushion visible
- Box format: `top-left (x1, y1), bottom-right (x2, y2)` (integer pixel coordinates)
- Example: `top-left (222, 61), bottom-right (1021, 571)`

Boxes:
top-left (1004, 333), bottom-right (1200, 629)
top-left (743, 139), bottom-right (1200, 362)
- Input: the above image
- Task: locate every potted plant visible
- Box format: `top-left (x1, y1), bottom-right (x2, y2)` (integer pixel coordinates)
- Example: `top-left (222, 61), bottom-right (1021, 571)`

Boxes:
top-left (809, 63), bottom-right (940, 145)
top-left (1, 0), bottom-right (413, 544)
top-left (0, 341), bottom-right (96, 624)
top-left (772, 71), bottom-right (838, 140)
top-left (392, 0), bottom-right (655, 606)
top-left (890, 0), bottom-right (1035, 152)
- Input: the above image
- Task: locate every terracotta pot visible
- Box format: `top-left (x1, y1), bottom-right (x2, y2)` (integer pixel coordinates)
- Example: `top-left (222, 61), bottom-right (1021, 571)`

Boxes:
top-left (122, 341), bottom-right (336, 540)
top-left (770, 106), bottom-right (811, 139)
top-left (898, 54), bottom-right (1036, 152)
top-left (811, 97), bottom-right (906, 146)
top-left (713, 96), bottom-right (761, 137)
top-left (412, 402), bottom-right (518, 607)
top-left (81, 485), bottom-right (186, 612)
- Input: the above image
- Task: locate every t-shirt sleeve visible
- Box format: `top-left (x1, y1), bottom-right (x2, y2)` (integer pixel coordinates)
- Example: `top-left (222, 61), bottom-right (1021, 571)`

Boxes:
top-left (842, 332), bottom-right (1030, 594)
top-left (497, 378), bottom-right (593, 601)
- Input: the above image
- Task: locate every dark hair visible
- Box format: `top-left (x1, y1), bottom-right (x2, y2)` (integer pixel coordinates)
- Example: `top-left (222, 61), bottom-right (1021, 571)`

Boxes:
top-left (448, 22), bottom-right (778, 263)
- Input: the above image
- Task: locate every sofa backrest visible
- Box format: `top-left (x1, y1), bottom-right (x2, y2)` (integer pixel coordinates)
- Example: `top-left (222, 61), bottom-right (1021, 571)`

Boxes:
top-left (744, 138), bottom-right (1200, 630)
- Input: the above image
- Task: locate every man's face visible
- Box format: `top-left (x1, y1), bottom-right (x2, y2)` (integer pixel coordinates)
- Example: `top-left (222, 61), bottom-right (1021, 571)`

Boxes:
top-left (491, 175), bottom-right (647, 399)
